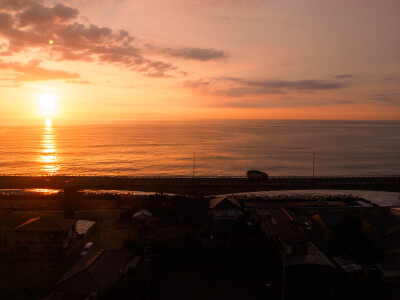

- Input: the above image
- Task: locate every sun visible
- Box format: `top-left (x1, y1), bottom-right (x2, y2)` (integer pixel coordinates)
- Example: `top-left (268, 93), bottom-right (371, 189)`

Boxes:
top-left (39, 93), bottom-right (57, 116)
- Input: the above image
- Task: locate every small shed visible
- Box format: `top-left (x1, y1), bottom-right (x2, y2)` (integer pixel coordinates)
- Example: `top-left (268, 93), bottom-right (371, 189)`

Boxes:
top-left (132, 210), bottom-right (155, 224)
top-left (75, 220), bottom-right (96, 237)
top-left (209, 196), bottom-right (242, 221)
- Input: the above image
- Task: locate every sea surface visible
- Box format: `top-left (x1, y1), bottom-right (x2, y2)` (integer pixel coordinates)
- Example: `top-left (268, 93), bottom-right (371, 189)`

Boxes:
top-left (1, 120), bottom-right (400, 177)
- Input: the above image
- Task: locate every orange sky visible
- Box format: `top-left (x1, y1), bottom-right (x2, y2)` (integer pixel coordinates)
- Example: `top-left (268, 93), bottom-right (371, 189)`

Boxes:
top-left (0, 0), bottom-right (399, 123)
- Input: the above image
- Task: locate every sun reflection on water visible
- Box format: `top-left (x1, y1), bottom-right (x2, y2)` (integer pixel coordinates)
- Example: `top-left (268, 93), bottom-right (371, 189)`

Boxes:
top-left (39, 118), bottom-right (59, 175)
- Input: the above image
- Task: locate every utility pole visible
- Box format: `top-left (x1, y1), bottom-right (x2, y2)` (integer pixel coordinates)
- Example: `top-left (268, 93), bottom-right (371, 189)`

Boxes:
top-left (312, 152), bottom-right (316, 179)
top-left (193, 152), bottom-right (196, 178)
top-left (282, 243), bottom-right (286, 300)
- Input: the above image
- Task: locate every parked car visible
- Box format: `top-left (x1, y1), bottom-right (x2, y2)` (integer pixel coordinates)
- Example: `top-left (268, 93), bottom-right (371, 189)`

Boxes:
top-left (80, 242), bottom-right (94, 256)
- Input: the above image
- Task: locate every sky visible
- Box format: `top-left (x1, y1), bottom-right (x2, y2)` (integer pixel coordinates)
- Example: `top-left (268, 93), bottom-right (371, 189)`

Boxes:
top-left (0, 0), bottom-right (399, 123)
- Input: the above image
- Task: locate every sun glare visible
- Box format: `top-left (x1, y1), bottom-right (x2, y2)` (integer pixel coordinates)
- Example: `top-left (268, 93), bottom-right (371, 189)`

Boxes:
top-left (39, 93), bottom-right (57, 116)
top-left (45, 118), bottom-right (52, 127)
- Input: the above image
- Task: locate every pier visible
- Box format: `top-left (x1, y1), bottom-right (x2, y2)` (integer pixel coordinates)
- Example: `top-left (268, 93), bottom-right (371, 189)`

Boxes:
top-left (0, 175), bottom-right (399, 196)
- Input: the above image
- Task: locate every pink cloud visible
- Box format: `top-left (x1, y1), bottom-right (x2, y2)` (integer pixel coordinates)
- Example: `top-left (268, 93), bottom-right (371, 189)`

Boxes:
top-left (0, 0), bottom-right (227, 82)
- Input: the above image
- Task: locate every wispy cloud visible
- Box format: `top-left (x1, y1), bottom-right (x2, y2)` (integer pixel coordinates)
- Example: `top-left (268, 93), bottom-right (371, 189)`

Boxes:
top-left (224, 77), bottom-right (345, 91)
top-left (181, 76), bottom-right (352, 108)
top-left (195, 0), bottom-right (267, 5)
top-left (150, 46), bottom-right (228, 61)
top-left (0, 59), bottom-right (79, 83)
top-left (66, 79), bottom-right (92, 85)
top-left (183, 76), bottom-right (347, 98)
top-left (334, 74), bottom-right (355, 79)
top-left (209, 98), bottom-right (354, 108)
top-left (369, 93), bottom-right (400, 106)
top-left (182, 79), bottom-right (211, 89)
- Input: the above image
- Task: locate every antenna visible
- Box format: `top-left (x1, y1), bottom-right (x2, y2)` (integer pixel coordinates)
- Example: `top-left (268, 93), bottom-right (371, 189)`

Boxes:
top-left (312, 152), bottom-right (315, 179)
top-left (193, 152), bottom-right (196, 178)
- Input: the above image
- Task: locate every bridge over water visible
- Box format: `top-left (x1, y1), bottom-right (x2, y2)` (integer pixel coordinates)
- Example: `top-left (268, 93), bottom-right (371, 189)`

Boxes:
top-left (0, 175), bottom-right (399, 196)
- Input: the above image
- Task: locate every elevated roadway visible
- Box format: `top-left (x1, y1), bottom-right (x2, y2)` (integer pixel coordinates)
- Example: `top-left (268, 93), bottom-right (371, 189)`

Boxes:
top-left (0, 175), bottom-right (399, 196)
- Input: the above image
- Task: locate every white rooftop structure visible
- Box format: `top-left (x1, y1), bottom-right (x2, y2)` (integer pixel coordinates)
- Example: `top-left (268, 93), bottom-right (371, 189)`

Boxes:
top-left (76, 220), bottom-right (96, 236)
top-left (132, 210), bottom-right (153, 218)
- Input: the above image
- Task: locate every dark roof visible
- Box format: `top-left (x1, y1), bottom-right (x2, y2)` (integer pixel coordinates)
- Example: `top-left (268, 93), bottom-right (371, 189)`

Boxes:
top-left (363, 211), bottom-right (400, 231)
top-left (332, 255), bottom-right (362, 272)
top-left (286, 243), bottom-right (336, 268)
top-left (55, 250), bottom-right (133, 296)
top-left (273, 222), bottom-right (306, 242)
top-left (14, 218), bottom-right (77, 232)
top-left (210, 196), bottom-right (241, 210)
top-left (315, 211), bottom-right (346, 227)
top-left (270, 208), bottom-right (294, 224)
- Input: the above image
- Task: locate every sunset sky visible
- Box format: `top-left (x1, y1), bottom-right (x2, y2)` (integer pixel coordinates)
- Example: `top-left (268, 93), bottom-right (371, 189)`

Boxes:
top-left (0, 0), bottom-right (399, 123)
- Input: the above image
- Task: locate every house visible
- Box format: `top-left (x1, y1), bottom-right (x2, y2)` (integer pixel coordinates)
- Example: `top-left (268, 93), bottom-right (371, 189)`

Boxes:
top-left (312, 211), bottom-right (346, 245)
top-left (261, 208), bottom-right (310, 256)
top-left (376, 261), bottom-right (400, 283)
top-left (391, 208), bottom-right (400, 218)
top-left (258, 207), bottom-right (340, 299)
top-left (14, 217), bottom-right (77, 254)
top-left (270, 207), bottom-right (296, 224)
top-left (362, 210), bottom-right (400, 238)
top-left (284, 243), bottom-right (338, 300)
top-left (51, 249), bottom-right (135, 299)
top-left (273, 222), bottom-right (308, 256)
top-left (265, 212), bottom-right (337, 300)
top-left (209, 196), bottom-right (242, 222)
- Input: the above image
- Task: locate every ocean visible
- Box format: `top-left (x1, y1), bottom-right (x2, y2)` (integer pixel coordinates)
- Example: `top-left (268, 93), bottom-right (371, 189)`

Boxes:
top-left (1, 120), bottom-right (400, 177)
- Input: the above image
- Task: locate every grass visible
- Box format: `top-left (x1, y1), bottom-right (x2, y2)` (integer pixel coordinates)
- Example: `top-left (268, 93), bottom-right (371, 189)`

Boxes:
top-left (0, 255), bottom-right (70, 299)
top-left (89, 223), bottom-right (137, 250)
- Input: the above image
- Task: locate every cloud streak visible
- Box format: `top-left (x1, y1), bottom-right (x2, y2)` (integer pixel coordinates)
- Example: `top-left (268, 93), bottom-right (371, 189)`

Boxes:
top-left (183, 76), bottom-right (347, 98)
top-left (0, 59), bottom-right (79, 82)
top-left (196, 0), bottom-right (267, 5)
top-left (181, 76), bottom-right (353, 108)
top-left (224, 77), bottom-right (345, 91)
top-left (155, 47), bottom-right (228, 61)
top-left (369, 93), bottom-right (400, 106)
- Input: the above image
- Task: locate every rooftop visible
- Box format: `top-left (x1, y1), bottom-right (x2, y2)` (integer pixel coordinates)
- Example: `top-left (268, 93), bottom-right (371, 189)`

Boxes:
top-left (75, 220), bottom-right (96, 236)
top-left (286, 243), bottom-right (336, 268)
top-left (315, 211), bottom-right (347, 227)
top-left (55, 249), bottom-right (134, 296)
top-left (273, 222), bottom-right (306, 243)
top-left (270, 208), bottom-right (294, 224)
top-left (332, 255), bottom-right (363, 272)
top-left (14, 218), bottom-right (77, 232)
top-left (210, 196), bottom-right (241, 210)
top-left (132, 209), bottom-right (153, 218)
top-left (363, 210), bottom-right (400, 231)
